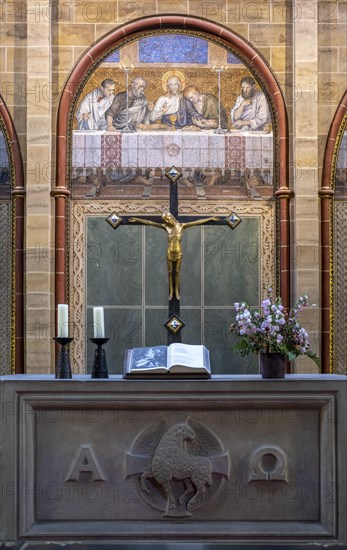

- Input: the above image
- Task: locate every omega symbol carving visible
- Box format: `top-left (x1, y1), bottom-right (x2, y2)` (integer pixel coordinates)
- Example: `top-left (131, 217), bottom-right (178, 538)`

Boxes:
top-left (248, 445), bottom-right (288, 483)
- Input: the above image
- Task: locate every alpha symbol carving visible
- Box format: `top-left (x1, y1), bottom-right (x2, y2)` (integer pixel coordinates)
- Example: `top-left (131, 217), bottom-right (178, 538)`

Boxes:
top-left (65, 444), bottom-right (106, 483)
top-left (126, 417), bottom-right (229, 517)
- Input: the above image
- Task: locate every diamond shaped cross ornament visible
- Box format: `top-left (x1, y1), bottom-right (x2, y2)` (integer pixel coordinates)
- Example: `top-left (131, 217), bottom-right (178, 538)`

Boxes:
top-left (106, 212), bottom-right (123, 229)
top-left (165, 165), bottom-right (182, 183)
top-left (225, 212), bottom-right (242, 230)
top-left (164, 315), bottom-right (185, 336)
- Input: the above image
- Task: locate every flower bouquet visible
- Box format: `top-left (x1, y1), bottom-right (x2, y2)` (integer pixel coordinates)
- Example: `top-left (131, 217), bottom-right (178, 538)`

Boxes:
top-left (229, 289), bottom-right (320, 367)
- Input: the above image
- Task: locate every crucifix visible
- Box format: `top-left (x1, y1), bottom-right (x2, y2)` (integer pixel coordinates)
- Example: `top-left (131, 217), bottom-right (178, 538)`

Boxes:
top-left (106, 166), bottom-right (241, 344)
top-left (128, 211), bottom-right (220, 301)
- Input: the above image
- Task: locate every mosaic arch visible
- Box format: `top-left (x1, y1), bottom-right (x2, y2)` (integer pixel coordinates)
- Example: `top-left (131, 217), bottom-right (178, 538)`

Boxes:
top-left (54, 16), bottom-right (290, 373)
top-left (321, 91), bottom-right (347, 374)
top-left (0, 95), bottom-right (25, 374)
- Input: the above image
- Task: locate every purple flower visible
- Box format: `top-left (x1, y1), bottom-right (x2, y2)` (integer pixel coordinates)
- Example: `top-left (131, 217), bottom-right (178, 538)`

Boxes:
top-left (230, 290), bottom-right (316, 364)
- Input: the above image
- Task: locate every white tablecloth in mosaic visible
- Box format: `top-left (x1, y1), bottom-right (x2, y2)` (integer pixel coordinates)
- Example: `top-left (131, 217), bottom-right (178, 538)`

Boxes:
top-left (72, 130), bottom-right (273, 172)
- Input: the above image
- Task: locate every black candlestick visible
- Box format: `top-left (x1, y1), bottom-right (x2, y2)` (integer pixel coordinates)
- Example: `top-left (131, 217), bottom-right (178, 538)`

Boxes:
top-left (89, 338), bottom-right (110, 378)
top-left (54, 337), bottom-right (74, 379)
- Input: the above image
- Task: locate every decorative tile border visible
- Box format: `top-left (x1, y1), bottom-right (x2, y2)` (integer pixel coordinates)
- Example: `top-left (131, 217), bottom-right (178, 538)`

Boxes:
top-left (0, 203), bottom-right (11, 374)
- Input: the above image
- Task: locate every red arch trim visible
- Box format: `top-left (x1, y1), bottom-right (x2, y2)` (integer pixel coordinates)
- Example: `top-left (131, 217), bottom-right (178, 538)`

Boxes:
top-left (54, 15), bottom-right (290, 310)
top-left (0, 95), bottom-right (25, 374)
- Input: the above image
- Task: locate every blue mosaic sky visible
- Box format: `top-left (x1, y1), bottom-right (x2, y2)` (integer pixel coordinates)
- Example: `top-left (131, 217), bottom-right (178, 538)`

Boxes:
top-left (104, 37), bottom-right (241, 65)
top-left (0, 132), bottom-right (10, 185)
top-left (139, 35), bottom-right (208, 63)
top-left (104, 50), bottom-right (120, 62)
top-left (0, 133), bottom-right (9, 167)
top-left (227, 52), bottom-right (241, 64)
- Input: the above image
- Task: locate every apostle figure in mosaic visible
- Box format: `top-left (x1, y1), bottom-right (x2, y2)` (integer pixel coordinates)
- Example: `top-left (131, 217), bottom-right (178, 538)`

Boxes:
top-left (183, 85), bottom-right (228, 129)
top-left (150, 71), bottom-right (209, 129)
top-left (76, 79), bottom-right (116, 131)
top-left (230, 77), bottom-right (271, 131)
top-left (129, 212), bottom-right (219, 300)
top-left (105, 77), bottom-right (151, 131)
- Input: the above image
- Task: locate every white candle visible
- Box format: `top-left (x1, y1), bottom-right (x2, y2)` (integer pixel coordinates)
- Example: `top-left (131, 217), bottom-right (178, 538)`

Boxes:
top-left (93, 307), bottom-right (105, 338)
top-left (57, 304), bottom-right (69, 338)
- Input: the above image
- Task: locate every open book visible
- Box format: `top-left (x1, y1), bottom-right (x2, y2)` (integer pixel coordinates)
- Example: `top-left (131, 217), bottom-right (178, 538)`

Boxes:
top-left (123, 344), bottom-right (211, 378)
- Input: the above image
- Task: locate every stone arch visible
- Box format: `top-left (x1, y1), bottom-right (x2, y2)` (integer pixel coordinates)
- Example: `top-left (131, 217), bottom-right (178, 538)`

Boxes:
top-left (320, 91), bottom-right (347, 373)
top-left (54, 15), bottom-right (290, 334)
top-left (0, 95), bottom-right (25, 374)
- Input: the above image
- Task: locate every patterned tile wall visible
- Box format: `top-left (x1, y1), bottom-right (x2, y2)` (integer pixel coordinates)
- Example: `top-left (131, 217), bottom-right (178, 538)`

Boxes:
top-left (0, 203), bottom-right (11, 375)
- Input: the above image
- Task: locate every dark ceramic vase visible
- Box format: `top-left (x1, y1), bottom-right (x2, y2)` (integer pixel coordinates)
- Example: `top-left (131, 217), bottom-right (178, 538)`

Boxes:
top-left (259, 353), bottom-right (286, 379)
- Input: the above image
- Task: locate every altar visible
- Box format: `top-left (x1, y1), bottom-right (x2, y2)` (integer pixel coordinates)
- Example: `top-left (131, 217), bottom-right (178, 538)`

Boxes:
top-left (1, 374), bottom-right (346, 547)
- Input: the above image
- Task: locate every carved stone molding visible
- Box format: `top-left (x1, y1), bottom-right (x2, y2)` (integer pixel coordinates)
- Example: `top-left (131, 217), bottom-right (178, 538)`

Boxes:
top-left (71, 199), bottom-right (275, 372)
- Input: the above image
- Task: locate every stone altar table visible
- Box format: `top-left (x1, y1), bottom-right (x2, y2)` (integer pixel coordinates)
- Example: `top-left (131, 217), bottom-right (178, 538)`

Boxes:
top-left (1, 374), bottom-right (346, 546)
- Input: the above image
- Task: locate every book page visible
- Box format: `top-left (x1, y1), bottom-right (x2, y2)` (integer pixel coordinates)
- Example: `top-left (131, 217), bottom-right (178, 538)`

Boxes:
top-left (168, 344), bottom-right (205, 369)
top-left (129, 346), bottom-right (168, 372)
